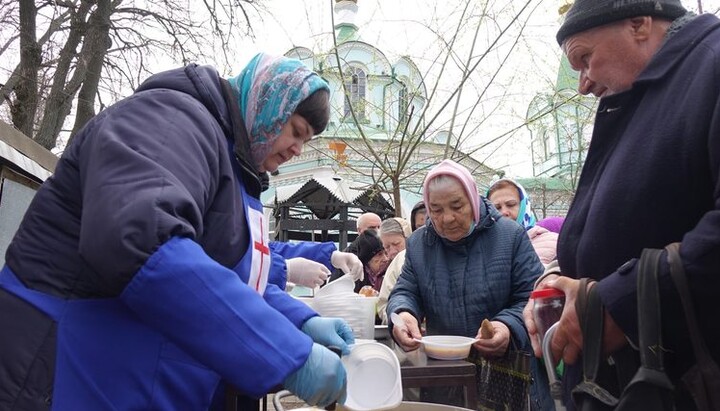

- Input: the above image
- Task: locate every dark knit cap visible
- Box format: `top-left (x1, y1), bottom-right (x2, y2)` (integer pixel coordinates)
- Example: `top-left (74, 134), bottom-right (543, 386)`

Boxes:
top-left (356, 229), bottom-right (384, 265)
top-left (556, 0), bottom-right (687, 45)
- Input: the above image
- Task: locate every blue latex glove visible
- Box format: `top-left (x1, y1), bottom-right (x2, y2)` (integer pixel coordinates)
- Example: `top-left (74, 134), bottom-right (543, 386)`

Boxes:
top-left (301, 316), bottom-right (355, 355)
top-left (284, 343), bottom-right (347, 407)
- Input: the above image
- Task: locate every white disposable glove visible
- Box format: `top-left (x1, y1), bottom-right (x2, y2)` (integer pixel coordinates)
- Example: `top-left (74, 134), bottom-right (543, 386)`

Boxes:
top-left (330, 251), bottom-right (364, 281)
top-left (286, 258), bottom-right (331, 288)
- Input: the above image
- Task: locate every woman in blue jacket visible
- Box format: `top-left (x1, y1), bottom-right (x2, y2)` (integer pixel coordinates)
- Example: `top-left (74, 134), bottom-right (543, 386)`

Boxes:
top-left (0, 54), bottom-right (353, 410)
top-left (388, 159), bottom-right (553, 410)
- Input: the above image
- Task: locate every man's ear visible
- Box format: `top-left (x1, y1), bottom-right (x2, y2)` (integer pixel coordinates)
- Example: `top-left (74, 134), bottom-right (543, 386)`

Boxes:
top-left (629, 16), bottom-right (652, 41)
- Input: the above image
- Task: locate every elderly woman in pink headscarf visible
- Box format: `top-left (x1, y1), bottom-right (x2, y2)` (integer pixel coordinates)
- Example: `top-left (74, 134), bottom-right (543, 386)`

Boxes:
top-left (387, 160), bottom-right (553, 410)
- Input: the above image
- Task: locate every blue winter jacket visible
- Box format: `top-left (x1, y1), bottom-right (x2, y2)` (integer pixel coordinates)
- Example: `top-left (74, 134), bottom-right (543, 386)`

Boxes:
top-left (0, 64), bottom-right (317, 408)
top-left (387, 197), bottom-right (553, 409)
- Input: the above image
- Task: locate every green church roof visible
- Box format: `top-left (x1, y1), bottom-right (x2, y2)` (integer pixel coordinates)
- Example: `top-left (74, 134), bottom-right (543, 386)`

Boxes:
top-left (555, 55), bottom-right (579, 92)
top-left (336, 23), bottom-right (359, 43)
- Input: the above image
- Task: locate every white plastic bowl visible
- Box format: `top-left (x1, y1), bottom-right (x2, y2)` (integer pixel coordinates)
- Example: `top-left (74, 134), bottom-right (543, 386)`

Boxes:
top-left (417, 335), bottom-right (478, 360)
top-left (315, 273), bottom-right (355, 298)
top-left (342, 342), bottom-right (403, 410)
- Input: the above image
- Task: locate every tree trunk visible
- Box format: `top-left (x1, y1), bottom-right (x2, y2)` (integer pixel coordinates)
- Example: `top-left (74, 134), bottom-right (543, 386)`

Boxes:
top-left (392, 176), bottom-right (403, 218)
top-left (34, 0), bottom-right (93, 150)
top-left (11, 0), bottom-right (41, 137)
top-left (70, 0), bottom-right (114, 141)
top-left (1, 10), bottom-right (71, 114)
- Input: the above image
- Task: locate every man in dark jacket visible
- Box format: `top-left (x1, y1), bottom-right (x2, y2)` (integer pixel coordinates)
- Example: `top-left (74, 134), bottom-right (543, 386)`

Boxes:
top-left (523, 1), bottom-right (720, 409)
top-left (342, 212), bottom-right (382, 254)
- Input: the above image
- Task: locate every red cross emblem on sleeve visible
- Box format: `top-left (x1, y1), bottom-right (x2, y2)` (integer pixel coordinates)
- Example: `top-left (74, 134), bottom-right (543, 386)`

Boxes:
top-left (248, 207), bottom-right (270, 295)
top-left (253, 225), bottom-right (270, 291)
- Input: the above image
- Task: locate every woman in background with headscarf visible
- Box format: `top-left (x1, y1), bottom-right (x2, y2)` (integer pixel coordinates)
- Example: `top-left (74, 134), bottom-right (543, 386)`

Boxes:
top-left (410, 200), bottom-right (427, 231)
top-left (352, 229), bottom-right (390, 295)
top-left (487, 179), bottom-right (559, 265)
top-left (376, 217), bottom-right (412, 324)
top-left (0, 53), bottom-right (352, 410)
top-left (388, 160), bottom-right (553, 410)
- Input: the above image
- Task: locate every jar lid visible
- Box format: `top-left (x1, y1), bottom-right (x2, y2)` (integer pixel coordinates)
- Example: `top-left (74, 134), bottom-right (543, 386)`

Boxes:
top-left (530, 288), bottom-right (565, 299)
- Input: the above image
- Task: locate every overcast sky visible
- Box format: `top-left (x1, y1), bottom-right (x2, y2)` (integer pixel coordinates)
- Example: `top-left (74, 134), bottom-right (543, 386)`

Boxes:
top-left (216, 0), bottom-right (564, 177)
top-left (6, 0), bottom-right (718, 175)
top-left (214, 0), bottom-right (718, 177)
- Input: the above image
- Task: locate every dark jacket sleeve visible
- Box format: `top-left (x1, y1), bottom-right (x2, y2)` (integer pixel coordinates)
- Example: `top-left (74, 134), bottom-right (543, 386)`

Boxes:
top-left (494, 229), bottom-right (541, 347)
top-left (74, 90), bottom-right (225, 290)
top-left (596, 87), bottom-right (720, 354)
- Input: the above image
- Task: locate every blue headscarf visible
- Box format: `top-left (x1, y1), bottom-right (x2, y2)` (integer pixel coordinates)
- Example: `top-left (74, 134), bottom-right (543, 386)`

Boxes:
top-left (227, 53), bottom-right (330, 169)
top-left (487, 178), bottom-right (537, 230)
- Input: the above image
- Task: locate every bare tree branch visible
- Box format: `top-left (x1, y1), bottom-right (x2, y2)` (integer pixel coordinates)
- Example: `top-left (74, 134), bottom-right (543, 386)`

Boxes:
top-left (1, 0), bottom-right (262, 149)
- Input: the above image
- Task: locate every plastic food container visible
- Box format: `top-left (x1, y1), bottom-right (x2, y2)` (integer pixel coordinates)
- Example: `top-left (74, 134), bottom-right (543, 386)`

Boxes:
top-left (530, 287), bottom-right (565, 342)
top-left (313, 295), bottom-right (378, 340)
top-left (342, 341), bottom-right (403, 410)
top-left (416, 335), bottom-right (478, 360)
top-left (297, 274), bottom-right (379, 340)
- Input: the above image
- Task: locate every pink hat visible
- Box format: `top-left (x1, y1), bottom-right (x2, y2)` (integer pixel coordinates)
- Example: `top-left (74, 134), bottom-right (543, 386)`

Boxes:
top-left (422, 159), bottom-right (480, 224)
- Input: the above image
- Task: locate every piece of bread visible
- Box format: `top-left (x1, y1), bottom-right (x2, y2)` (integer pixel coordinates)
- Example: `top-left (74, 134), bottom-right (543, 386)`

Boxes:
top-left (358, 285), bottom-right (379, 297)
top-left (480, 319), bottom-right (495, 339)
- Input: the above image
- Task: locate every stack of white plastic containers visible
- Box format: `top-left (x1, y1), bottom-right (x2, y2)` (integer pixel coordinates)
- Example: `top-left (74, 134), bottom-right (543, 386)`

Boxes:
top-left (306, 274), bottom-right (378, 340)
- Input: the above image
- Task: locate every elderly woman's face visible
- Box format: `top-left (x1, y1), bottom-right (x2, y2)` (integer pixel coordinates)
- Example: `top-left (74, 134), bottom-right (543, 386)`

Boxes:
top-left (489, 186), bottom-right (520, 221)
top-left (260, 114), bottom-right (314, 172)
top-left (381, 233), bottom-right (405, 260)
top-left (427, 178), bottom-right (473, 242)
top-left (367, 250), bottom-right (389, 272)
top-left (413, 210), bottom-right (426, 230)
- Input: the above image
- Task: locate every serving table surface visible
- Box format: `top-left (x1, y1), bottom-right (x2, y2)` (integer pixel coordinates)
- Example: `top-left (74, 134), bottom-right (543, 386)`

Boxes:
top-left (226, 328), bottom-right (477, 410)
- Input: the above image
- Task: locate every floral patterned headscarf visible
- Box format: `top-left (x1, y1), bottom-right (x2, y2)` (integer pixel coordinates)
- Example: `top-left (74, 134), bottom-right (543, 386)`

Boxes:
top-left (487, 178), bottom-right (537, 230)
top-left (227, 53), bottom-right (330, 169)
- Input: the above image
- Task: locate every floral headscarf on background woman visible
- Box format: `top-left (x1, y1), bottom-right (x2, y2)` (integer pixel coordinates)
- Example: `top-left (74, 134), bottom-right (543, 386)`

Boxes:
top-left (228, 53), bottom-right (330, 169)
top-left (486, 178), bottom-right (537, 230)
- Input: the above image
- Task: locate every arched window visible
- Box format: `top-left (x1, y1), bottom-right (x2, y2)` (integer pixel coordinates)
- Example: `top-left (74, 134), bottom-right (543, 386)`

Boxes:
top-left (398, 86), bottom-right (409, 124)
top-left (344, 66), bottom-right (366, 120)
